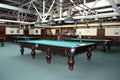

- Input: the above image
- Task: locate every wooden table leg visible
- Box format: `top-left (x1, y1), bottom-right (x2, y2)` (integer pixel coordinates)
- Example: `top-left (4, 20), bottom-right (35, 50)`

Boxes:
top-left (87, 48), bottom-right (92, 60)
top-left (102, 45), bottom-right (106, 52)
top-left (46, 48), bottom-right (51, 64)
top-left (1, 42), bottom-right (4, 47)
top-left (31, 46), bottom-right (36, 59)
top-left (68, 55), bottom-right (74, 71)
top-left (20, 45), bottom-right (24, 55)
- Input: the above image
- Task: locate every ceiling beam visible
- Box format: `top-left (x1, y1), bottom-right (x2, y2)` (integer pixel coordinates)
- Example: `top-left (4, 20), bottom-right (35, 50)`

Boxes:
top-left (0, 12), bottom-right (119, 24)
top-left (0, 19), bottom-right (32, 24)
top-left (53, 12), bottom-right (120, 21)
top-left (107, 0), bottom-right (120, 14)
top-left (0, 3), bottom-right (36, 15)
top-left (4, 0), bottom-right (21, 5)
top-left (73, 12), bottom-right (120, 19)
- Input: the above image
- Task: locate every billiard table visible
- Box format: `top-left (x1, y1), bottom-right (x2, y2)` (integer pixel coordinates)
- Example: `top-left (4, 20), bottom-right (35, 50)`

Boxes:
top-left (65, 38), bottom-right (113, 52)
top-left (19, 40), bottom-right (95, 70)
top-left (11, 36), bottom-right (40, 43)
top-left (0, 37), bottom-right (5, 47)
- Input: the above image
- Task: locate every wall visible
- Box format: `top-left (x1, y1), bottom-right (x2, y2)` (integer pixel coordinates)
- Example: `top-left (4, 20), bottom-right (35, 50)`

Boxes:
top-left (76, 28), bottom-right (97, 36)
top-left (6, 27), bottom-right (42, 35)
top-left (51, 29), bottom-right (56, 35)
top-left (105, 28), bottom-right (120, 36)
top-left (6, 27), bottom-right (23, 35)
top-left (0, 25), bottom-right (5, 37)
top-left (75, 26), bottom-right (120, 45)
top-left (29, 28), bottom-right (41, 35)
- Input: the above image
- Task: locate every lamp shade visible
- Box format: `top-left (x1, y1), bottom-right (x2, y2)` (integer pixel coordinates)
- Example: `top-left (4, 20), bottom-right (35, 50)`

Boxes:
top-left (34, 22), bottom-right (42, 27)
top-left (47, 19), bottom-right (56, 25)
top-left (64, 17), bottom-right (75, 23)
top-left (0, 21), bottom-right (5, 24)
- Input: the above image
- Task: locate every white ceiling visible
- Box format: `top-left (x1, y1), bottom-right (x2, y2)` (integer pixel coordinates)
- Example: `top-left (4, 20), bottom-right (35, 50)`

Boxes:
top-left (0, 0), bottom-right (120, 24)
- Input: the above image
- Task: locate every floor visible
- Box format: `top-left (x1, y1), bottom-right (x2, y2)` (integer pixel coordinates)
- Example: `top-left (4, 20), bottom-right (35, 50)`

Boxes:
top-left (0, 42), bottom-right (120, 80)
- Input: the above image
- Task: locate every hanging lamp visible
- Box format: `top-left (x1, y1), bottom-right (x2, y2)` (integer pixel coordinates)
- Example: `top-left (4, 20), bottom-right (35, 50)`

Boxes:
top-left (34, 21), bottom-right (42, 27)
top-left (64, 10), bottom-right (74, 23)
top-left (47, 14), bottom-right (56, 25)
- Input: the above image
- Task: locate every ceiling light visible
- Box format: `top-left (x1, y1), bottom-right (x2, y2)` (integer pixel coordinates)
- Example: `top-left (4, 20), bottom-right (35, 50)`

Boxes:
top-left (0, 21), bottom-right (5, 24)
top-left (64, 17), bottom-right (75, 23)
top-left (47, 13), bottom-right (56, 25)
top-left (47, 19), bottom-right (56, 25)
top-left (34, 21), bottom-right (42, 27)
top-left (64, 10), bottom-right (75, 23)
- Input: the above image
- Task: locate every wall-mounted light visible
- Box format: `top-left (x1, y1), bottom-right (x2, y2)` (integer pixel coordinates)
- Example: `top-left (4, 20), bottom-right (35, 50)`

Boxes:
top-left (85, 21), bottom-right (90, 28)
top-left (97, 20), bottom-right (103, 29)
top-left (73, 21), bottom-right (78, 29)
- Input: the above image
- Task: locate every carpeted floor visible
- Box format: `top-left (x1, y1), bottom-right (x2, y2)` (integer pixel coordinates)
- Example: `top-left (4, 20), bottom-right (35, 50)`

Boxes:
top-left (0, 42), bottom-right (120, 80)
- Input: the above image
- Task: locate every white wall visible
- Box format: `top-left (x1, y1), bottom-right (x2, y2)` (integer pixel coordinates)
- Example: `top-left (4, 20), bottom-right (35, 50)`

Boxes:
top-left (76, 28), bottom-right (97, 36)
top-left (29, 29), bottom-right (34, 34)
top-left (51, 29), bottom-right (56, 35)
top-left (6, 27), bottom-right (23, 35)
top-left (29, 28), bottom-right (41, 35)
top-left (105, 28), bottom-right (120, 36)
